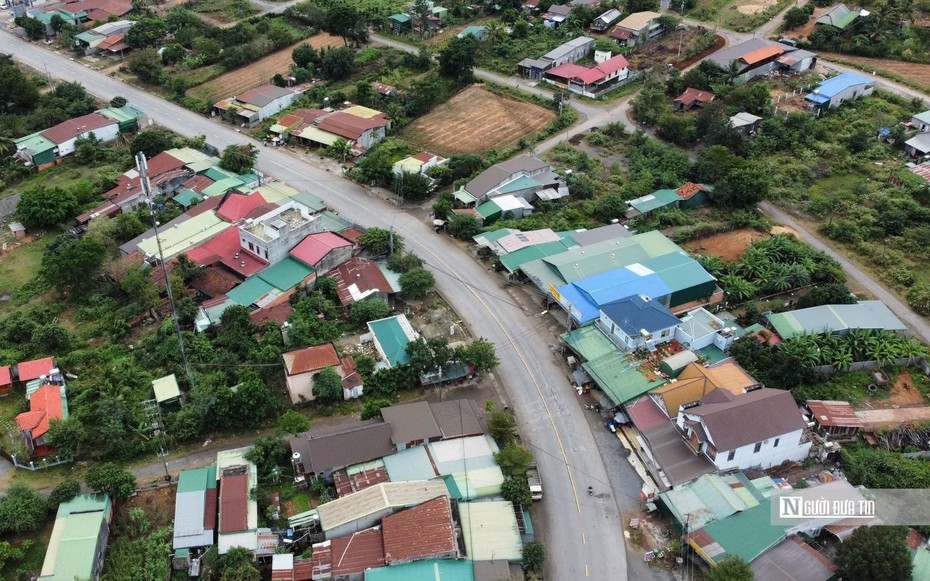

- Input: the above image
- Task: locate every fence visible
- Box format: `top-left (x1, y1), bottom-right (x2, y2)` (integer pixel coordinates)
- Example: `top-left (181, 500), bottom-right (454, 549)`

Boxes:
top-left (9, 454), bottom-right (73, 471)
top-left (809, 357), bottom-right (930, 376)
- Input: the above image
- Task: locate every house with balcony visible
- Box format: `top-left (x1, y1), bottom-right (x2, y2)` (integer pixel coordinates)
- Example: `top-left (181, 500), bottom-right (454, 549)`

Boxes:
top-left (238, 201), bottom-right (324, 265)
top-left (596, 295), bottom-right (681, 352)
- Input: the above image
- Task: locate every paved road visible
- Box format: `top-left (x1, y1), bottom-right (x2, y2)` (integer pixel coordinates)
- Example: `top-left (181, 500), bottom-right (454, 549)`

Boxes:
top-left (761, 202), bottom-right (930, 343)
top-left (0, 31), bottom-right (632, 580)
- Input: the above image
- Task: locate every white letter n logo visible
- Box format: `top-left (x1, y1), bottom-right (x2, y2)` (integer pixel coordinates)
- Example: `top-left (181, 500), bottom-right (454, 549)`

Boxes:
top-left (780, 496), bottom-right (802, 518)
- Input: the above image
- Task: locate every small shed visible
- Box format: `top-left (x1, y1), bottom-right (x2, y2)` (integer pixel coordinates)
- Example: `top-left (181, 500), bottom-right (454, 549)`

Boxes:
top-left (152, 374), bottom-right (182, 405)
top-left (431, 6), bottom-right (448, 20)
top-left (388, 13), bottom-right (412, 32)
top-left (659, 350), bottom-right (698, 377)
top-left (806, 400), bottom-right (861, 442)
top-left (676, 183), bottom-right (713, 209)
top-left (9, 222), bottom-right (26, 238)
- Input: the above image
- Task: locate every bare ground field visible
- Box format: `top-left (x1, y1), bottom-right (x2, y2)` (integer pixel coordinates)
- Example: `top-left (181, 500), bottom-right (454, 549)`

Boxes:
top-left (188, 33), bottom-right (343, 103)
top-left (820, 52), bottom-right (930, 91)
top-left (682, 228), bottom-right (769, 262)
top-left (400, 85), bottom-right (556, 155)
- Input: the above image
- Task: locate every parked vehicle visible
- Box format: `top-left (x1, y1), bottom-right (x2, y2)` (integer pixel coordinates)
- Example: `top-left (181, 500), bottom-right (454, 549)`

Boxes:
top-left (527, 463), bottom-right (543, 501)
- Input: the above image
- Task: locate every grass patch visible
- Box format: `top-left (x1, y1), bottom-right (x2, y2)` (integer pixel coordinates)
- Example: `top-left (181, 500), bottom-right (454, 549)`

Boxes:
top-left (826, 56), bottom-right (930, 95)
top-left (290, 492), bottom-right (311, 513)
top-left (793, 371), bottom-right (893, 403)
top-left (1, 160), bottom-right (116, 201)
top-left (0, 235), bottom-right (54, 312)
top-left (806, 173), bottom-right (863, 203)
top-left (687, 0), bottom-right (792, 31)
top-left (187, 0), bottom-right (258, 21)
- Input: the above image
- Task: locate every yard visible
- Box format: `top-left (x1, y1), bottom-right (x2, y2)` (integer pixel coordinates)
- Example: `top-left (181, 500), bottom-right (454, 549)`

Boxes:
top-left (0, 234), bottom-right (53, 315)
top-left (686, 0), bottom-right (793, 31)
top-left (626, 28), bottom-right (721, 71)
top-left (818, 52), bottom-right (930, 93)
top-left (187, 33), bottom-right (344, 103)
top-left (186, 0), bottom-right (259, 23)
top-left (400, 85), bottom-right (556, 155)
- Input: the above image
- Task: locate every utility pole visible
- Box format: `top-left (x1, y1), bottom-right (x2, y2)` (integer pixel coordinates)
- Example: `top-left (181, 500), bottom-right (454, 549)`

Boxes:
top-left (137, 152), bottom-right (196, 390)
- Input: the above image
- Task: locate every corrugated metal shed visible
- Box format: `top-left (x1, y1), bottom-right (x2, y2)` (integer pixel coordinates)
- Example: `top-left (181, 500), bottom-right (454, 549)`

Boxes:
top-left (365, 559), bottom-right (476, 580)
top-left (227, 276), bottom-right (278, 307)
top-left (257, 256), bottom-right (314, 290)
top-left (458, 501), bottom-right (523, 562)
top-left (41, 494), bottom-right (113, 580)
top-left (382, 445), bottom-right (438, 482)
top-left (316, 481), bottom-right (448, 533)
top-left (152, 373), bottom-right (181, 403)
top-left (766, 300), bottom-right (907, 339)
top-left (368, 315), bottom-right (419, 367)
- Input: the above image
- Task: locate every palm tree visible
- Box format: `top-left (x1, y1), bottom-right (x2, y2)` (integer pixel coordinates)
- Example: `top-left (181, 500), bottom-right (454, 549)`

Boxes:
top-left (899, 338), bottom-right (927, 366)
top-left (485, 20), bottom-right (508, 45)
top-left (785, 264), bottom-right (811, 288)
top-left (766, 265), bottom-right (792, 293)
top-left (724, 60), bottom-right (742, 85)
top-left (739, 255), bottom-right (773, 280)
top-left (696, 255), bottom-right (726, 277)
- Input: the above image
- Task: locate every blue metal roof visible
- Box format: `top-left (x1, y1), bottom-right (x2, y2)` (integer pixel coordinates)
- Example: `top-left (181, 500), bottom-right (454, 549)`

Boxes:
top-left (600, 295), bottom-right (680, 336)
top-left (807, 72), bottom-right (872, 99)
top-left (557, 267), bottom-right (672, 324)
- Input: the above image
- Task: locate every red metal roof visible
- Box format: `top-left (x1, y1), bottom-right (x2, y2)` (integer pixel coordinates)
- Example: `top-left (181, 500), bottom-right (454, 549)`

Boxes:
top-left (338, 228), bottom-right (363, 243)
top-left (412, 151), bottom-right (442, 163)
top-left (626, 396), bottom-right (669, 431)
top-left (204, 486), bottom-right (218, 531)
top-left (244, 202), bottom-right (279, 221)
top-left (316, 112), bottom-right (389, 141)
top-left (341, 356), bottom-right (363, 391)
top-left (40, 113), bottom-right (117, 145)
top-left (327, 257), bottom-right (394, 307)
top-left (15, 384), bottom-right (64, 439)
top-left (186, 195), bottom-right (224, 217)
top-left (740, 44), bottom-right (784, 65)
top-left (675, 87), bottom-right (716, 106)
top-left (289, 232), bottom-right (353, 267)
top-left (97, 33), bottom-right (125, 51)
top-left (330, 528), bottom-right (385, 575)
top-left (102, 151), bottom-right (186, 201)
top-left (371, 82), bottom-right (396, 95)
top-left (250, 301), bottom-right (294, 326)
top-left (609, 27), bottom-right (632, 39)
top-left (217, 192), bottom-right (268, 223)
top-left (189, 266), bottom-right (243, 298)
top-left (807, 400), bottom-right (860, 428)
top-left (219, 472), bottom-right (249, 534)
top-left (283, 343), bottom-right (341, 375)
top-left (186, 227), bottom-right (267, 277)
top-left (77, 201), bottom-right (119, 224)
top-left (382, 496), bottom-right (456, 564)
top-left (17, 357), bottom-right (55, 382)
top-left (181, 174), bottom-right (215, 194)
top-left (0, 365), bottom-right (11, 387)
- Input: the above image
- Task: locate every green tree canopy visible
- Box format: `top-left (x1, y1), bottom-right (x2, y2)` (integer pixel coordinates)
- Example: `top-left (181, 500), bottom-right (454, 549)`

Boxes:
top-left (501, 476), bottom-right (533, 506)
top-left (359, 227), bottom-right (403, 255)
top-left (522, 540), bottom-right (546, 575)
top-left (361, 397), bottom-right (393, 420)
top-left (488, 408), bottom-right (517, 444)
top-left (438, 35), bottom-right (478, 84)
top-left (85, 463), bottom-right (137, 500)
top-left (128, 48), bottom-right (165, 84)
top-left (448, 215), bottom-right (480, 239)
top-left (351, 297), bottom-right (391, 326)
top-left (41, 237), bottom-right (107, 298)
top-left (245, 436), bottom-right (289, 479)
top-left (276, 409), bottom-right (310, 435)
top-left (494, 442), bottom-right (533, 478)
top-left (320, 46), bottom-right (357, 80)
top-left (47, 480), bottom-right (81, 511)
top-left (711, 167), bottom-right (769, 209)
top-left (387, 252), bottom-right (424, 273)
top-left (219, 143), bottom-right (258, 174)
top-left (461, 338), bottom-right (499, 370)
top-left (131, 128), bottom-right (179, 157)
top-left (707, 555), bottom-right (754, 581)
top-left (838, 526), bottom-right (912, 581)
top-left (126, 17), bottom-right (168, 49)
top-left (399, 267), bottom-right (435, 299)
top-left (15, 16), bottom-right (45, 40)
top-left (0, 484), bottom-right (47, 533)
top-left (313, 367), bottom-right (344, 404)
top-left (17, 185), bottom-right (78, 228)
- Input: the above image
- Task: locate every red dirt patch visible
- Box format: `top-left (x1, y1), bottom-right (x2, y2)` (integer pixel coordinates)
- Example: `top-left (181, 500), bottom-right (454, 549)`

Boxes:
top-left (682, 228), bottom-right (769, 262)
top-left (881, 371), bottom-right (926, 408)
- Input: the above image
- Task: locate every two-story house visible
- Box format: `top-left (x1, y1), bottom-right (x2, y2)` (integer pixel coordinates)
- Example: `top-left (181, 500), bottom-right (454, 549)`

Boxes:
top-left (676, 387), bottom-right (811, 471)
top-left (596, 294), bottom-right (681, 352)
top-left (239, 201), bottom-right (323, 265)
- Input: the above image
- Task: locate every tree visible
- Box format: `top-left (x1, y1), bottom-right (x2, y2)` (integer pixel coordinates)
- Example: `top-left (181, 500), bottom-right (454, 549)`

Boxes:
top-left (126, 17), bottom-right (167, 49)
top-left (15, 16), bottom-right (45, 40)
top-left (395, 172), bottom-right (433, 201)
top-left (0, 484), bottom-right (46, 533)
top-left (42, 237), bottom-right (107, 298)
top-left (399, 268), bottom-right (435, 299)
top-left (131, 128), bottom-right (178, 157)
top-left (838, 526), bottom-right (911, 581)
top-left (17, 186), bottom-right (78, 228)
top-left (461, 338), bottom-right (499, 370)
top-left (631, 80), bottom-right (668, 125)
top-left (219, 547), bottom-right (260, 581)
top-left (219, 143), bottom-right (258, 174)
top-left (245, 436), bottom-right (288, 478)
top-left (85, 463), bottom-right (137, 500)
top-left (327, 137), bottom-right (352, 163)
top-left (361, 398), bottom-right (392, 420)
top-left (387, 252), bottom-right (424, 273)
top-left (707, 555), bottom-right (754, 581)
top-left (782, 6), bottom-right (810, 29)
top-left (320, 46), bottom-right (356, 80)
top-left (907, 281), bottom-right (930, 316)
top-left (501, 476), bottom-right (533, 506)
top-left (46, 418), bottom-right (86, 459)
top-left (293, 44), bottom-right (318, 69)
top-left (448, 153), bottom-right (484, 180)
top-left (797, 283), bottom-right (856, 309)
top-left (494, 442), bottom-right (533, 477)
top-left (522, 541), bottom-right (546, 575)
top-left (488, 408), bottom-right (517, 444)
top-left (128, 48), bottom-right (164, 84)
top-left (326, 2), bottom-right (364, 46)
top-left (314, 367), bottom-right (344, 403)
top-left (438, 36), bottom-right (478, 84)
top-left (412, 0), bottom-right (432, 36)
top-left (712, 168), bottom-right (769, 209)
top-left (47, 480), bottom-right (80, 511)
top-left (359, 227), bottom-right (403, 255)
top-left (351, 297), bottom-right (391, 326)
top-left (277, 409), bottom-right (310, 435)
top-left (110, 96), bottom-right (128, 108)
top-left (448, 215), bottom-right (479, 239)
top-left (405, 72), bottom-right (445, 117)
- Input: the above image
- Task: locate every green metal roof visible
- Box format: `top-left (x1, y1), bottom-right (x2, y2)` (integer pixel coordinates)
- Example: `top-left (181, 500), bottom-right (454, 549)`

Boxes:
top-left (255, 181), bottom-right (301, 204)
top-left (202, 166), bottom-right (238, 182)
top-left (136, 213), bottom-right (228, 260)
top-left (475, 199), bottom-right (501, 219)
top-left (201, 176), bottom-right (245, 198)
top-left (562, 325), bottom-right (619, 361)
top-left (696, 498), bottom-right (788, 564)
top-left (76, 30), bottom-right (104, 43)
top-left (42, 494), bottom-right (113, 581)
top-left (97, 105), bottom-right (143, 124)
top-left (177, 465), bottom-right (218, 494)
top-left (629, 189), bottom-right (683, 214)
top-left (173, 189), bottom-right (203, 208)
top-left (458, 501), bottom-right (523, 561)
top-left (368, 315), bottom-right (417, 367)
top-left (641, 251), bottom-right (716, 293)
top-left (765, 300), bottom-right (907, 339)
top-left (291, 191), bottom-right (326, 212)
top-left (495, 175), bottom-right (540, 195)
top-left (442, 473), bottom-right (463, 500)
top-left (660, 473), bottom-right (759, 532)
top-left (914, 542), bottom-right (930, 580)
top-left (583, 353), bottom-right (665, 405)
top-left (227, 275), bottom-right (278, 306)
top-left (541, 231), bottom-right (683, 284)
top-left (834, 10), bottom-right (859, 28)
top-left (318, 210), bottom-right (352, 232)
top-left (473, 228), bottom-right (515, 245)
top-left (389, 13), bottom-right (412, 22)
top-left (500, 240), bottom-right (574, 273)
top-left (257, 256), bottom-right (314, 290)
top-left (454, 188), bottom-right (477, 205)
top-left (365, 559), bottom-right (475, 581)
top-left (15, 132), bottom-right (56, 154)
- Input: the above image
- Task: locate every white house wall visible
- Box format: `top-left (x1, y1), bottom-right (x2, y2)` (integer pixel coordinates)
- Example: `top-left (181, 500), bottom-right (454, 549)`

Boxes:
top-left (57, 125), bottom-right (119, 157)
top-left (828, 84), bottom-right (874, 108)
top-left (286, 372), bottom-right (317, 403)
top-left (708, 427), bottom-right (811, 471)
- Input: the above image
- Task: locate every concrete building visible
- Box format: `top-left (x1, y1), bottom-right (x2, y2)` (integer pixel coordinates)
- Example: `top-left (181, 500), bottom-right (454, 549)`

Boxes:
top-left (39, 494), bottom-right (113, 581)
top-left (282, 343), bottom-right (343, 403)
top-left (289, 231), bottom-right (354, 273)
top-left (707, 39), bottom-right (816, 82)
top-left (239, 201), bottom-right (323, 265)
top-left (518, 36), bottom-right (595, 80)
top-left (214, 84), bottom-right (306, 127)
top-left (458, 501), bottom-right (523, 562)
top-left (288, 421), bottom-right (396, 480)
top-left (597, 295), bottom-right (681, 352)
top-left (805, 72), bottom-right (874, 110)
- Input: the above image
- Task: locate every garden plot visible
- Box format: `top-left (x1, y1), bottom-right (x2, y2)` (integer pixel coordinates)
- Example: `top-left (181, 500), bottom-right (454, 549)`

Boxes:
top-left (400, 85), bottom-right (555, 155)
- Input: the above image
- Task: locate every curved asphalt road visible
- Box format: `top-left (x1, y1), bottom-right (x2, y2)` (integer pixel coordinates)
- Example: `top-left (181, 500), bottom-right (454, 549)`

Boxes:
top-left (0, 31), bottom-right (630, 579)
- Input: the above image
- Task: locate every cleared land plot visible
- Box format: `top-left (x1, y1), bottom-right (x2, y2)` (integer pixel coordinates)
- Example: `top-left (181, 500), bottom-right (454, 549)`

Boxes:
top-left (186, 0), bottom-right (258, 23)
top-left (819, 52), bottom-right (930, 91)
top-left (627, 29), bottom-right (721, 70)
top-left (189, 33), bottom-right (343, 102)
top-left (401, 85), bottom-right (556, 155)
top-left (682, 228), bottom-right (768, 262)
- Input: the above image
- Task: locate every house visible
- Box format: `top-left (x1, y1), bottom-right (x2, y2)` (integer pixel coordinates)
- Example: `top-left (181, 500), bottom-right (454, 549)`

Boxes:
top-left (906, 133), bottom-right (930, 158)
top-left (707, 39), bottom-right (816, 82)
top-left (676, 387), bottom-right (811, 471)
top-left (367, 561), bottom-right (476, 581)
top-left (214, 85), bottom-right (306, 127)
top-left (805, 72), bottom-right (874, 110)
top-left (388, 13), bottom-right (413, 32)
top-left (215, 192), bottom-right (269, 223)
top-left (625, 188), bottom-right (683, 219)
top-left (543, 52), bottom-right (630, 98)
top-left (649, 360), bottom-right (759, 418)
top-left (172, 466), bottom-right (218, 565)
top-left (591, 8), bottom-right (621, 31)
top-left (312, 527), bottom-right (385, 580)
top-left (475, 194), bottom-right (534, 224)
top-left (288, 421), bottom-right (396, 480)
top-left (74, 20), bottom-right (134, 55)
top-left (289, 231), bottom-right (354, 272)
top-left (15, 356), bottom-right (58, 385)
top-left (457, 501), bottom-right (523, 562)
top-left (674, 88), bottom-right (715, 110)
top-left (382, 496), bottom-right (458, 565)
top-left (341, 356), bottom-right (364, 400)
top-left (911, 110), bottom-right (930, 132)
top-left (462, 155), bottom-right (562, 204)
top-left (458, 25), bottom-right (488, 40)
top-left (292, 106), bottom-right (391, 154)
top-left (392, 152), bottom-right (447, 177)
top-left (39, 494), bottom-right (113, 581)
top-left (327, 256), bottom-right (397, 308)
top-left (542, 4), bottom-right (573, 28)
top-left (371, 81), bottom-right (398, 98)
top-left (806, 400), bottom-right (861, 442)
top-left (750, 536), bottom-right (838, 581)
top-left (367, 315), bottom-right (420, 368)
top-left (313, 480), bottom-right (449, 538)
top-left (282, 343), bottom-right (342, 403)
top-left (216, 447), bottom-right (260, 555)
top-left (597, 295), bottom-right (681, 352)
top-left (816, 3), bottom-right (861, 29)
top-left (380, 401), bottom-right (440, 450)
top-left (569, 224), bottom-right (631, 245)
top-left (239, 201), bottom-right (324, 265)
top-left (609, 11), bottom-right (662, 46)
top-left (15, 112), bottom-right (119, 167)
top-left (15, 383), bottom-right (67, 457)
top-left (764, 300), bottom-right (907, 339)
top-left (675, 182), bottom-right (713, 209)
top-left (518, 36), bottom-right (595, 80)
top-left (659, 471), bottom-right (783, 532)
top-left (554, 264), bottom-right (672, 324)
top-left (730, 112), bottom-right (763, 135)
